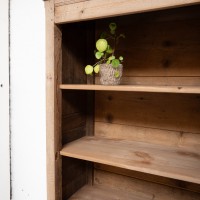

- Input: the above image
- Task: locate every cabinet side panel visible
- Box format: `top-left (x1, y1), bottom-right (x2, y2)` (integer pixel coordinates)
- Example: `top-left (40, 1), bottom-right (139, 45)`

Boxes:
top-left (61, 22), bottom-right (95, 199)
top-left (46, 0), bottom-right (63, 200)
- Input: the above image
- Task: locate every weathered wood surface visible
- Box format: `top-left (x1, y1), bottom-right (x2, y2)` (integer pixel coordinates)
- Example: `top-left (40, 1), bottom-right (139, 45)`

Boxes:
top-left (45, 0), bottom-right (63, 199)
top-left (95, 122), bottom-right (200, 150)
top-left (55, 0), bottom-right (90, 7)
top-left (69, 184), bottom-right (149, 200)
top-left (94, 170), bottom-right (200, 200)
top-left (95, 92), bottom-right (200, 134)
top-left (61, 22), bottom-right (96, 198)
top-left (55, 0), bottom-right (200, 23)
top-left (60, 136), bottom-right (200, 184)
top-left (60, 84), bottom-right (200, 94)
top-left (94, 7), bottom-right (200, 86)
top-left (95, 163), bottom-right (200, 193)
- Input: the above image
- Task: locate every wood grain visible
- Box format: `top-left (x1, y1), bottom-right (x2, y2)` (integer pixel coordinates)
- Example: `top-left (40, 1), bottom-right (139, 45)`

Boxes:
top-left (95, 91), bottom-right (200, 134)
top-left (55, 0), bottom-right (200, 23)
top-left (62, 157), bottom-right (88, 199)
top-left (95, 164), bottom-right (200, 193)
top-left (61, 22), bottom-right (96, 198)
top-left (94, 170), bottom-right (200, 200)
top-left (60, 136), bottom-right (200, 184)
top-left (95, 122), bottom-right (200, 150)
top-left (45, 0), bottom-right (62, 199)
top-left (60, 84), bottom-right (200, 94)
top-left (94, 9), bottom-right (200, 78)
top-left (69, 184), bottom-right (149, 200)
top-left (55, 0), bottom-right (90, 7)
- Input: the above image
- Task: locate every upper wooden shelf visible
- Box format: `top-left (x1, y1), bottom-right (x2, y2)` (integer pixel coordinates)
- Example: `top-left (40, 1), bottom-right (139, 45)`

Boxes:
top-left (60, 136), bottom-right (200, 184)
top-left (60, 84), bottom-right (200, 94)
top-left (55, 0), bottom-right (200, 24)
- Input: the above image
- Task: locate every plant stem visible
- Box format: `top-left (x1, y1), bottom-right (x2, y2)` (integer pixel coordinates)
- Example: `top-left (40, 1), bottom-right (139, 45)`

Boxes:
top-left (112, 35), bottom-right (117, 56)
top-left (92, 58), bottom-right (107, 67)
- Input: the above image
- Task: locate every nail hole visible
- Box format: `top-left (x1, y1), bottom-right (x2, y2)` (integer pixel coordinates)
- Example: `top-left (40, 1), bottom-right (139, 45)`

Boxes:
top-left (0, 84), bottom-right (3, 87)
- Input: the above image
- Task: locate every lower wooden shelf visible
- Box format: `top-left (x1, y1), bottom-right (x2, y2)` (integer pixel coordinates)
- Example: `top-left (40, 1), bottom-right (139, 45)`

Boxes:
top-left (60, 136), bottom-right (200, 184)
top-left (69, 185), bottom-right (147, 200)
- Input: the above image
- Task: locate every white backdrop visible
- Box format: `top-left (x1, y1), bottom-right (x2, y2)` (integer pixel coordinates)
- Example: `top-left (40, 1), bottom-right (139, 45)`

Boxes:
top-left (0, 0), bottom-right (10, 199)
top-left (10, 0), bottom-right (46, 199)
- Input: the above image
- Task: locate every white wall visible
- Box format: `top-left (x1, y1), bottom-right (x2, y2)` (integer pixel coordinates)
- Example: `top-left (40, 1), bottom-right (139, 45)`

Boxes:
top-left (0, 0), bottom-right (10, 199)
top-left (10, 1), bottom-right (46, 200)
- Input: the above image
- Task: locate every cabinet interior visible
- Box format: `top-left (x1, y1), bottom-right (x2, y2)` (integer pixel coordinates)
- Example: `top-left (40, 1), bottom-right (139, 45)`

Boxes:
top-left (59, 5), bottom-right (200, 199)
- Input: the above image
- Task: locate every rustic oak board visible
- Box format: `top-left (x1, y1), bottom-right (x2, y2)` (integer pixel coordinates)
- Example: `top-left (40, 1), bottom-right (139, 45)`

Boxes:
top-left (94, 163), bottom-right (200, 193)
top-left (55, 0), bottom-right (200, 23)
top-left (69, 184), bottom-right (148, 200)
top-left (95, 122), bottom-right (200, 151)
top-left (95, 92), bottom-right (200, 134)
top-left (45, 0), bottom-right (63, 199)
top-left (95, 10), bottom-right (200, 78)
top-left (60, 84), bottom-right (200, 94)
top-left (61, 22), bottom-right (95, 198)
top-left (94, 169), bottom-right (200, 200)
top-left (95, 77), bottom-right (200, 86)
top-left (60, 136), bottom-right (200, 184)
top-left (55, 0), bottom-right (90, 7)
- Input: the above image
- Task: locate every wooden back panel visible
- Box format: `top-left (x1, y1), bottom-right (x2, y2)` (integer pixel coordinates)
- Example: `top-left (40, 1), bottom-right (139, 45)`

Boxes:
top-left (94, 5), bottom-right (200, 193)
top-left (95, 5), bottom-right (200, 86)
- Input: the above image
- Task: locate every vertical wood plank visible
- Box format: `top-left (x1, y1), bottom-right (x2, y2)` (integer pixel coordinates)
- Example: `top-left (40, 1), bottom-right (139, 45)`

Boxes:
top-left (85, 22), bottom-right (95, 185)
top-left (61, 22), bottom-right (95, 198)
top-left (45, 0), bottom-right (62, 199)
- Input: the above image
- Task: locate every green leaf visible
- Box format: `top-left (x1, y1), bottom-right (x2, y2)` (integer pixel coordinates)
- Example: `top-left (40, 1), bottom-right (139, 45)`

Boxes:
top-left (119, 56), bottom-right (123, 61)
top-left (85, 65), bottom-right (93, 75)
top-left (111, 59), bottom-right (120, 68)
top-left (114, 71), bottom-right (120, 78)
top-left (109, 56), bottom-right (115, 61)
top-left (106, 60), bottom-right (111, 64)
top-left (95, 51), bottom-right (103, 59)
top-left (106, 45), bottom-right (113, 54)
top-left (109, 23), bottom-right (117, 31)
top-left (96, 39), bottom-right (108, 52)
top-left (94, 65), bottom-right (100, 73)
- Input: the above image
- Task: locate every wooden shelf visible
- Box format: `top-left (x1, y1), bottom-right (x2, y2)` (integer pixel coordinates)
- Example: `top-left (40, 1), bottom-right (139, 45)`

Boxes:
top-left (69, 185), bottom-right (147, 200)
top-left (60, 136), bottom-right (200, 184)
top-left (55, 0), bottom-right (200, 24)
top-left (60, 84), bottom-right (200, 94)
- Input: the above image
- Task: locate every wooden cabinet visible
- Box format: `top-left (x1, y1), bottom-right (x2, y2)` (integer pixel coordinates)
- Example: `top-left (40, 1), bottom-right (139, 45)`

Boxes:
top-left (45, 1), bottom-right (200, 199)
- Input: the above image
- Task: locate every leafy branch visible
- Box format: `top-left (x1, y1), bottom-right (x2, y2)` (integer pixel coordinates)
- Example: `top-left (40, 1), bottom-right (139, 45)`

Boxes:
top-left (85, 22), bottom-right (125, 76)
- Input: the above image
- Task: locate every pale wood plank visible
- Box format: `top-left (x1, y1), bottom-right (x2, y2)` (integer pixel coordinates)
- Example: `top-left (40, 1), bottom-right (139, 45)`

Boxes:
top-left (95, 77), bottom-right (200, 86)
top-left (95, 122), bottom-right (200, 151)
top-left (55, 0), bottom-right (90, 7)
top-left (94, 164), bottom-right (200, 193)
top-left (94, 170), bottom-right (200, 200)
top-left (55, 0), bottom-right (200, 23)
top-left (95, 12), bottom-right (200, 78)
top-left (60, 84), bottom-right (200, 94)
top-left (69, 185), bottom-right (149, 200)
top-left (95, 92), bottom-right (200, 134)
top-left (45, 0), bottom-right (62, 200)
top-left (60, 136), bottom-right (200, 184)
